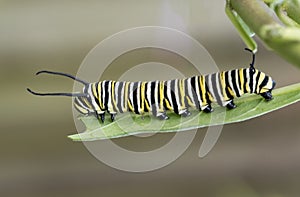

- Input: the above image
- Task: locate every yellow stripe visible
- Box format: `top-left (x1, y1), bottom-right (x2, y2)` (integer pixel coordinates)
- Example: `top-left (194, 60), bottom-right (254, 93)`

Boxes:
top-left (200, 76), bottom-right (209, 105)
top-left (83, 97), bottom-right (93, 109)
top-left (186, 96), bottom-right (194, 107)
top-left (92, 83), bottom-right (98, 99)
top-left (140, 81), bottom-right (146, 113)
top-left (227, 86), bottom-right (235, 97)
top-left (164, 98), bottom-right (172, 110)
top-left (179, 79), bottom-right (185, 109)
top-left (91, 83), bottom-right (101, 111)
top-left (111, 81), bottom-right (117, 112)
top-left (145, 99), bottom-right (151, 111)
top-left (124, 82), bottom-right (130, 111)
top-left (257, 72), bottom-right (265, 93)
top-left (220, 72), bottom-right (229, 100)
top-left (74, 103), bottom-right (88, 114)
top-left (127, 100), bottom-right (134, 112)
top-left (159, 81), bottom-right (164, 112)
top-left (97, 82), bottom-right (104, 109)
top-left (239, 69), bottom-right (244, 94)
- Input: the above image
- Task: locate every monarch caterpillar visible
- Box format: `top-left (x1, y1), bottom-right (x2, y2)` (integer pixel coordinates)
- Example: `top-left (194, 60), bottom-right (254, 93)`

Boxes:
top-left (27, 48), bottom-right (276, 122)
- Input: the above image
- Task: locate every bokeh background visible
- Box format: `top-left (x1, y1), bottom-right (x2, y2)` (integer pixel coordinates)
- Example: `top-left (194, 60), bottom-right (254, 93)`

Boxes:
top-left (1, 0), bottom-right (300, 196)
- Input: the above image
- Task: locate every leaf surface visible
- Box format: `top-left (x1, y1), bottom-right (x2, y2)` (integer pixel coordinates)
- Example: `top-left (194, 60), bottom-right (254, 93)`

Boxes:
top-left (69, 83), bottom-right (300, 141)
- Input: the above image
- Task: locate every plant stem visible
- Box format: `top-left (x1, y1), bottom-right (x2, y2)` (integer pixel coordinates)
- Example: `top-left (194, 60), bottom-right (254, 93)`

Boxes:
top-left (229, 0), bottom-right (300, 68)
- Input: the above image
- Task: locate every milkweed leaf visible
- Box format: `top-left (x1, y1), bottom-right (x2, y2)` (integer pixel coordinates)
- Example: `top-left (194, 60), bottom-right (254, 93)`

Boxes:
top-left (68, 83), bottom-right (300, 141)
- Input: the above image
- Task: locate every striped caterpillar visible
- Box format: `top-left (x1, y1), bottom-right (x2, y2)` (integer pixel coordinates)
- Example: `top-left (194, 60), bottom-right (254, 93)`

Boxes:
top-left (27, 49), bottom-right (276, 122)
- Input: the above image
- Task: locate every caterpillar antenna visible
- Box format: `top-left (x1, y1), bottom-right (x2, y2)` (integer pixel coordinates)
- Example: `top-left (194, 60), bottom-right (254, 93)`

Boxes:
top-left (244, 48), bottom-right (256, 68)
top-left (36, 70), bottom-right (89, 86)
top-left (27, 88), bottom-right (87, 97)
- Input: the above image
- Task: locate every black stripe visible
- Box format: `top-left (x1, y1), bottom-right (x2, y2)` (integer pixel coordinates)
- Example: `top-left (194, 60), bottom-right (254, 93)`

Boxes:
top-left (243, 69), bottom-right (248, 94)
top-left (78, 97), bottom-right (90, 111)
top-left (249, 69), bottom-right (254, 93)
top-left (255, 71), bottom-right (261, 93)
top-left (117, 81), bottom-right (124, 113)
top-left (104, 81), bottom-right (109, 110)
top-left (224, 71), bottom-right (234, 99)
top-left (231, 70), bottom-right (241, 97)
top-left (143, 82), bottom-right (149, 112)
top-left (74, 97), bottom-right (87, 113)
top-left (150, 81), bottom-right (157, 115)
top-left (211, 73), bottom-right (222, 106)
top-left (259, 75), bottom-right (269, 91)
top-left (170, 80), bottom-right (179, 114)
top-left (184, 78), bottom-right (190, 107)
top-left (93, 82), bottom-right (101, 111)
top-left (191, 76), bottom-right (200, 109)
top-left (132, 82), bottom-right (139, 114)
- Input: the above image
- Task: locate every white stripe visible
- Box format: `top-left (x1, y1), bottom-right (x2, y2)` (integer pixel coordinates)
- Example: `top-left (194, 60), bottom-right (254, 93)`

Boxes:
top-left (101, 81), bottom-right (106, 109)
top-left (121, 82), bottom-right (126, 112)
top-left (207, 74), bottom-right (216, 102)
top-left (129, 82), bottom-right (134, 108)
top-left (195, 76), bottom-right (203, 107)
top-left (228, 70), bottom-right (236, 96)
top-left (252, 70), bottom-right (257, 93)
top-left (215, 74), bottom-right (224, 105)
top-left (75, 97), bottom-right (90, 112)
top-left (235, 69), bottom-right (242, 96)
top-left (174, 79), bottom-right (181, 110)
top-left (166, 80), bottom-right (173, 108)
top-left (88, 84), bottom-right (100, 111)
top-left (186, 78), bottom-right (194, 105)
top-left (136, 81), bottom-right (141, 113)
top-left (107, 81), bottom-right (113, 112)
top-left (146, 82), bottom-right (152, 111)
top-left (154, 81), bottom-right (160, 114)
top-left (114, 81), bottom-right (119, 110)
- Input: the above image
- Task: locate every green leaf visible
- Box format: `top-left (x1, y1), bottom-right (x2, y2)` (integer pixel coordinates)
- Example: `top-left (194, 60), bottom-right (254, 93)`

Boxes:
top-left (68, 83), bottom-right (300, 141)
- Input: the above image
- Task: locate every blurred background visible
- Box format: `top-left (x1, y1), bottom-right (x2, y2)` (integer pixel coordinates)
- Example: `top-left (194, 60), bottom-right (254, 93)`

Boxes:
top-left (1, 0), bottom-right (300, 196)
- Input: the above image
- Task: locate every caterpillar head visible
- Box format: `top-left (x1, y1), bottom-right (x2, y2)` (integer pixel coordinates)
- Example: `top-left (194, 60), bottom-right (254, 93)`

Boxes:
top-left (73, 84), bottom-right (100, 115)
top-left (244, 48), bottom-right (276, 101)
top-left (258, 74), bottom-right (276, 101)
top-left (27, 70), bottom-right (94, 114)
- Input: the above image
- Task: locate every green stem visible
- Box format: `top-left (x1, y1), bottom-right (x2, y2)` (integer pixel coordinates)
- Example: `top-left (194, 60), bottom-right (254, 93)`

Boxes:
top-left (229, 0), bottom-right (300, 68)
top-left (225, 0), bottom-right (257, 52)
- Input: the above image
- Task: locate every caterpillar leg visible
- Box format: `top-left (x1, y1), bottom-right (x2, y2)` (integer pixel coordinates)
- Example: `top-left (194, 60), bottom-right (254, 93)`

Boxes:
top-left (179, 109), bottom-right (191, 117)
top-left (91, 111), bottom-right (106, 123)
top-left (180, 109), bottom-right (191, 117)
top-left (98, 113), bottom-right (105, 123)
top-left (156, 112), bottom-right (169, 120)
top-left (226, 100), bottom-right (236, 109)
top-left (203, 105), bottom-right (213, 113)
top-left (110, 113), bottom-right (116, 122)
